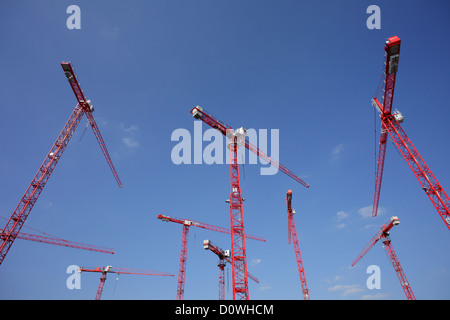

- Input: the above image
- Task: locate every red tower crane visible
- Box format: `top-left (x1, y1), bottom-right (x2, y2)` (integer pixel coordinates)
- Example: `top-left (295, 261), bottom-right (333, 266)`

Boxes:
top-left (191, 106), bottom-right (308, 300)
top-left (203, 239), bottom-right (259, 300)
top-left (351, 216), bottom-right (415, 300)
top-left (371, 36), bottom-right (450, 230)
top-left (78, 266), bottom-right (174, 300)
top-left (285, 190), bottom-right (310, 300)
top-left (157, 214), bottom-right (265, 300)
top-left (0, 62), bottom-right (122, 266)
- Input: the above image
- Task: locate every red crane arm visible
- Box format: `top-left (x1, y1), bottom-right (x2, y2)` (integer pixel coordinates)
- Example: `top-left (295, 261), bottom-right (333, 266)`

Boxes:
top-left (191, 106), bottom-right (309, 188)
top-left (79, 266), bottom-right (173, 300)
top-left (371, 36), bottom-right (401, 217)
top-left (61, 62), bottom-right (122, 188)
top-left (382, 114), bottom-right (450, 229)
top-left (351, 216), bottom-right (400, 267)
top-left (157, 214), bottom-right (266, 242)
top-left (372, 117), bottom-right (388, 217)
top-left (15, 232), bottom-right (115, 254)
top-left (0, 104), bottom-right (85, 266)
top-left (79, 266), bottom-right (174, 276)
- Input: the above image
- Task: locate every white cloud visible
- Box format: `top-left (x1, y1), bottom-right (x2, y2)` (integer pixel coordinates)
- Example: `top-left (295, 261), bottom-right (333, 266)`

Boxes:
top-left (258, 285), bottom-right (272, 291)
top-left (358, 205), bottom-right (386, 218)
top-left (332, 144), bottom-right (344, 155)
top-left (331, 143), bottom-right (344, 161)
top-left (361, 293), bottom-right (390, 300)
top-left (121, 124), bottom-right (138, 133)
top-left (335, 211), bottom-right (349, 229)
top-left (358, 206), bottom-right (373, 218)
top-left (336, 210), bottom-right (349, 221)
top-left (251, 258), bottom-right (262, 266)
top-left (122, 137), bottom-right (140, 148)
top-left (120, 123), bottom-right (140, 150)
top-left (334, 275), bottom-right (343, 282)
top-left (328, 284), bottom-right (364, 297)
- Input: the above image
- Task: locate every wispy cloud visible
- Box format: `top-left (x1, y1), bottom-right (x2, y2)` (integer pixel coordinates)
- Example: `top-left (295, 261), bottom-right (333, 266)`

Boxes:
top-left (335, 210), bottom-right (349, 228)
top-left (121, 124), bottom-right (138, 133)
top-left (258, 285), bottom-right (272, 291)
top-left (250, 258), bottom-right (262, 266)
top-left (122, 137), bottom-right (140, 149)
top-left (361, 292), bottom-right (390, 300)
top-left (121, 123), bottom-right (139, 149)
top-left (331, 143), bottom-right (344, 161)
top-left (328, 284), bottom-right (365, 297)
top-left (337, 210), bottom-right (348, 220)
top-left (358, 205), bottom-right (386, 218)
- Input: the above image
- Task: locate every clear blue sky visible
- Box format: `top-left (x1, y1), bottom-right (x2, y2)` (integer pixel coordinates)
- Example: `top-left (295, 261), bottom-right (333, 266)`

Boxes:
top-left (0, 0), bottom-right (449, 300)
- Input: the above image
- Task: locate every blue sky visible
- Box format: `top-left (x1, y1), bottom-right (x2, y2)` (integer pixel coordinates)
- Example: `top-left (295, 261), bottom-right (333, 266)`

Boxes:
top-left (0, 0), bottom-right (449, 300)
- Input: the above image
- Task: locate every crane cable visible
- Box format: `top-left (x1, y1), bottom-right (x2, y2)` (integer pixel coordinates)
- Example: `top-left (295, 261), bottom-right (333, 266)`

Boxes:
top-left (113, 273), bottom-right (120, 296)
top-left (79, 121), bottom-right (90, 141)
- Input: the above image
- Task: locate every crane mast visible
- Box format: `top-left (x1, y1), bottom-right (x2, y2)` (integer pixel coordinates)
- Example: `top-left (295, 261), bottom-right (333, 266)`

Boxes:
top-left (286, 190), bottom-right (310, 300)
top-left (381, 234), bottom-right (415, 300)
top-left (228, 133), bottom-right (249, 300)
top-left (191, 106), bottom-right (307, 300)
top-left (177, 222), bottom-right (190, 300)
top-left (371, 37), bottom-right (450, 230)
top-left (351, 216), bottom-right (415, 300)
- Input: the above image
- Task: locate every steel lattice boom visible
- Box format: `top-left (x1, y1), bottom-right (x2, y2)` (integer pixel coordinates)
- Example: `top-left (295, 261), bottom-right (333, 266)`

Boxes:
top-left (0, 63), bottom-right (122, 266)
top-left (78, 266), bottom-right (174, 300)
top-left (351, 216), bottom-right (415, 300)
top-left (371, 36), bottom-right (450, 230)
top-left (286, 190), bottom-right (310, 300)
top-left (191, 106), bottom-right (309, 188)
top-left (16, 232), bottom-right (115, 255)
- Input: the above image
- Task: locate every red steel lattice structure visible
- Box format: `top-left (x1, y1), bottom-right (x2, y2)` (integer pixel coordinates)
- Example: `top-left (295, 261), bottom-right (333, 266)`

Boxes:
top-left (0, 62), bottom-right (121, 266)
top-left (371, 36), bottom-right (450, 230)
top-left (157, 214), bottom-right (265, 300)
top-left (286, 190), bottom-right (310, 300)
top-left (351, 216), bottom-right (415, 300)
top-left (78, 266), bottom-right (174, 300)
top-left (16, 232), bottom-right (115, 255)
top-left (203, 239), bottom-right (259, 300)
top-left (191, 106), bottom-right (308, 300)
